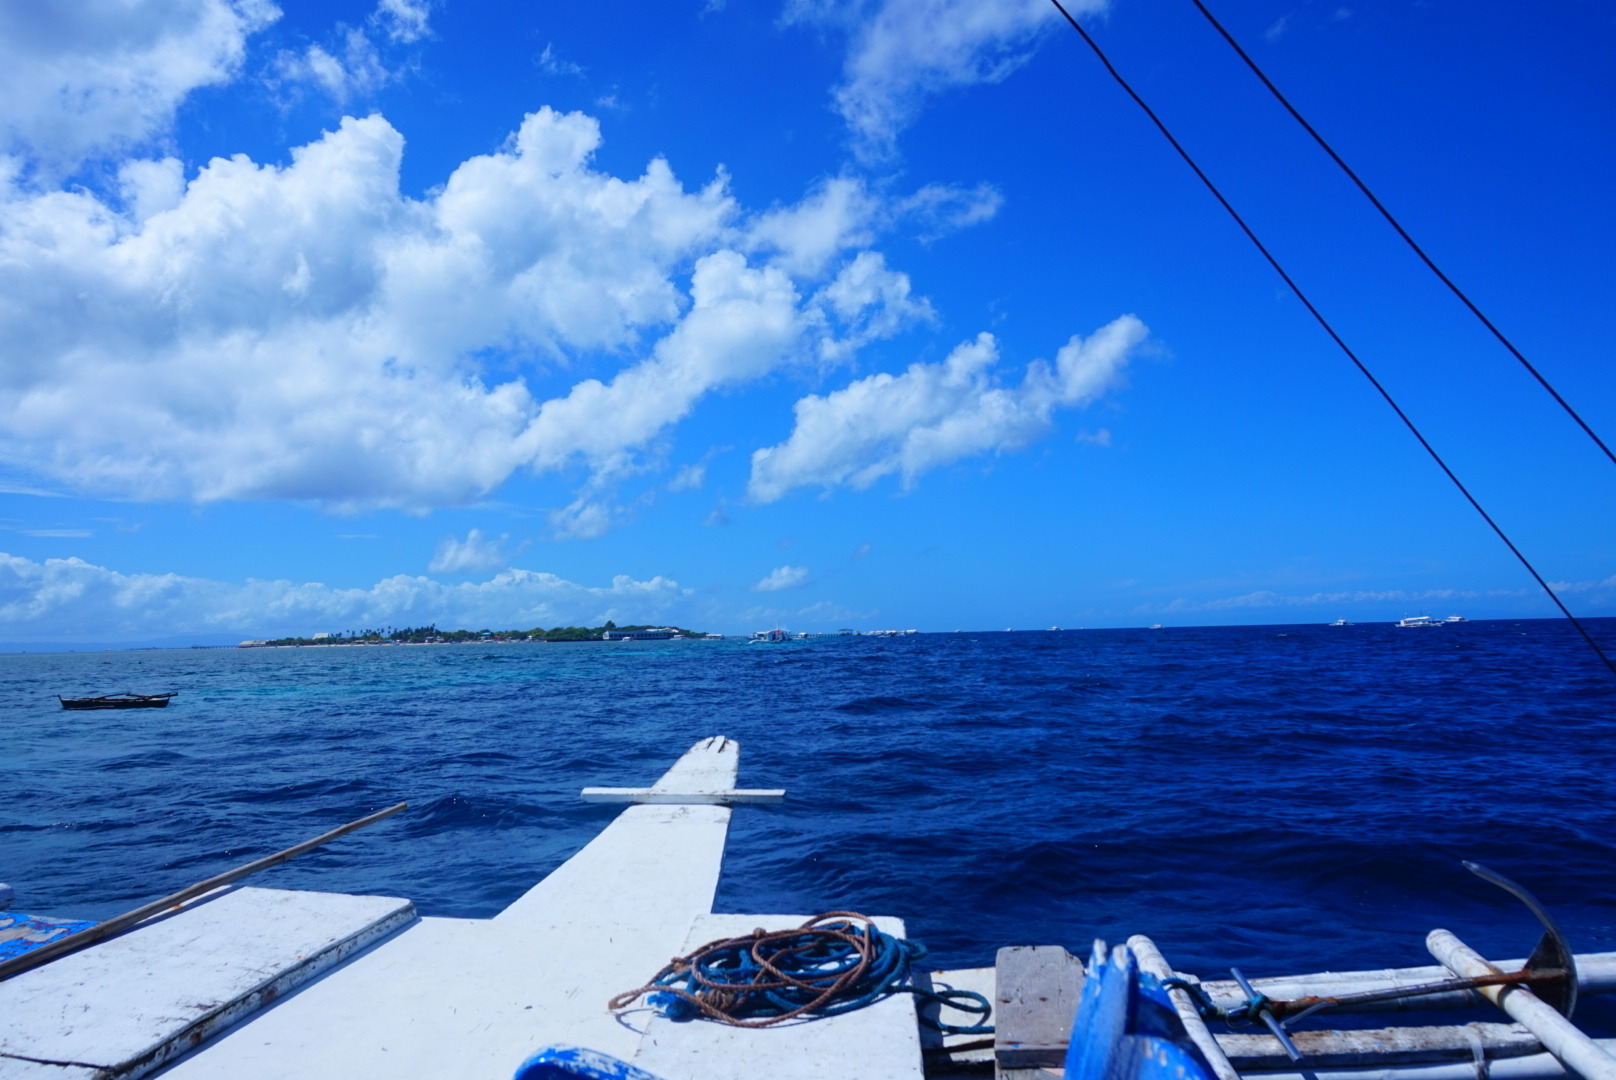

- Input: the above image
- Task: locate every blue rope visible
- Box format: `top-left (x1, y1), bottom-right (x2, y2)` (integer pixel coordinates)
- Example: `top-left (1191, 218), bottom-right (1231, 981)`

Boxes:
top-left (1160, 976), bottom-right (1272, 1024)
top-left (609, 912), bottom-right (992, 1034)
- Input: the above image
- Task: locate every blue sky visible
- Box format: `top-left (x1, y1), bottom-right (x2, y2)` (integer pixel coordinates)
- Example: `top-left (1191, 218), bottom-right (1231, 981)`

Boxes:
top-left (0, 0), bottom-right (1611, 642)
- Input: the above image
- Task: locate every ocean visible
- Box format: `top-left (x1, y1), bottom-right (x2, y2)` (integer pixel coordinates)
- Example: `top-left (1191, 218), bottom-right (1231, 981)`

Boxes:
top-left (5, 620), bottom-right (1615, 994)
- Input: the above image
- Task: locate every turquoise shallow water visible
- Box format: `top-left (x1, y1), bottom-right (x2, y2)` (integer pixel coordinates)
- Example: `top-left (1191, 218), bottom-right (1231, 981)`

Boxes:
top-left (4, 621), bottom-right (1615, 991)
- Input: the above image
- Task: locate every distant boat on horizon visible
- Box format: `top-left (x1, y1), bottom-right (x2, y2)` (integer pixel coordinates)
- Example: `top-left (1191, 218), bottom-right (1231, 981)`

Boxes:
top-left (1328, 618), bottom-right (1352, 627)
top-left (1396, 615), bottom-right (1442, 628)
top-left (1445, 614), bottom-right (1468, 623)
top-left (59, 692), bottom-right (175, 710)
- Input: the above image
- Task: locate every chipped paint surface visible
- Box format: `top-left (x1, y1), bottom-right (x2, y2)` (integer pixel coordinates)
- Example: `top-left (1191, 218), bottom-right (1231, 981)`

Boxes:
top-left (0, 912), bottom-right (95, 962)
top-left (0, 887), bottom-right (413, 1080)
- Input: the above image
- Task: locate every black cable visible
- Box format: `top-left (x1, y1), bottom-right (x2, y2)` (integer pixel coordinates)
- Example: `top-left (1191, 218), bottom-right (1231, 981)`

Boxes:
top-left (1045, 0), bottom-right (1616, 677)
top-left (1189, 0), bottom-right (1616, 470)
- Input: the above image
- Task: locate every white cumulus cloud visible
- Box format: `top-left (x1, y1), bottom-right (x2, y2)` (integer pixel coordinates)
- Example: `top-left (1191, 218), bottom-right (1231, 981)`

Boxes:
top-left (788, 0), bottom-right (1106, 159)
top-left (748, 314), bottom-right (1147, 502)
top-left (374, 0), bottom-right (430, 43)
top-left (752, 565), bottom-right (810, 591)
top-left (272, 28), bottom-right (392, 104)
top-left (0, 0), bottom-right (279, 174)
top-left (0, 106), bottom-right (942, 521)
top-left (428, 528), bottom-right (512, 574)
top-left (0, 551), bottom-right (691, 641)
top-left (748, 176), bottom-right (880, 277)
top-left (271, 0), bottom-right (431, 105)
top-left (520, 250), bottom-right (808, 473)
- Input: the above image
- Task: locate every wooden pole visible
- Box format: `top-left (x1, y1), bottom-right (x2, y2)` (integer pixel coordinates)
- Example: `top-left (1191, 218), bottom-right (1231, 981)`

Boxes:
top-left (0, 801), bottom-right (407, 982)
top-left (1429, 929), bottom-right (1616, 1080)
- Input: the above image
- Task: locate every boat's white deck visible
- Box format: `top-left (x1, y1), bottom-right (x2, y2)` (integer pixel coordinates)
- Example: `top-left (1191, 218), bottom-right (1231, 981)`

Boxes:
top-left (1, 737), bottom-right (922, 1080)
top-left (633, 914), bottom-right (923, 1080)
top-left (0, 886), bottom-right (413, 1079)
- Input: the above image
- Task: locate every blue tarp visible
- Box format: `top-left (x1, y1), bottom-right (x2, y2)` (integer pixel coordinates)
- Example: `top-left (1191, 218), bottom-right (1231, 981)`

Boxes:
top-left (0, 911), bottom-right (96, 962)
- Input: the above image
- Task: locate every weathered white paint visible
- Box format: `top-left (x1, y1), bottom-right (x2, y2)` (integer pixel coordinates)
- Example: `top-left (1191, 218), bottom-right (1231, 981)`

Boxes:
top-left (1428, 930), bottom-right (1616, 1080)
top-left (0, 805), bottom-right (407, 985)
top-left (1198, 953), bottom-right (1616, 1015)
top-left (497, 736), bottom-right (742, 926)
top-left (915, 965), bottom-right (995, 1068)
top-left (579, 788), bottom-right (785, 805)
top-left (630, 914), bottom-right (924, 1080)
top-left (1129, 935), bottom-right (1240, 1080)
top-left (994, 945), bottom-right (1084, 1070)
top-left (1246, 1040), bottom-right (1616, 1080)
top-left (652, 735), bottom-right (740, 793)
top-left (0, 887), bottom-right (412, 1080)
top-left (0, 1057), bottom-right (97, 1079)
top-left (158, 737), bottom-right (745, 1080)
top-left (1219, 1022), bottom-right (1541, 1070)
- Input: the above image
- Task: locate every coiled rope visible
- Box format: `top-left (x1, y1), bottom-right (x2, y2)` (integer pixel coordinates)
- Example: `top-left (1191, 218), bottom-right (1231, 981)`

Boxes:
top-left (608, 911), bottom-right (992, 1033)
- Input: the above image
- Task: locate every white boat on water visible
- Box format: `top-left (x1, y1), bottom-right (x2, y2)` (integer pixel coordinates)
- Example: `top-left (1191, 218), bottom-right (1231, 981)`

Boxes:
top-left (1396, 615), bottom-right (1443, 628)
top-left (6, 736), bottom-right (1616, 1080)
top-left (748, 629), bottom-right (788, 643)
top-left (1445, 614), bottom-right (1468, 623)
top-left (1328, 618), bottom-right (1352, 627)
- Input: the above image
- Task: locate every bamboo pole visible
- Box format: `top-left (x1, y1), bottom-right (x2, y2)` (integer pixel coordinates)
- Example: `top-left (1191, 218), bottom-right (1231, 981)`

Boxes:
top-left (1128, 934), bottom-right (1243, 1080)
top-left (1429, 929), bottom-right (1616, 1080)
top-left (1196, 953), bottom-right (1616, 1015)
top-left (0, 801), bottom-right (407, 982)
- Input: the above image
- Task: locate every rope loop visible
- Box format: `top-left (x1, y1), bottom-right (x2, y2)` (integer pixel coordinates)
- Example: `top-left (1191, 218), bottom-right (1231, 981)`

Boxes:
top-left (1159, 976), bottom-right (1271, 1024)
top-left (609, 911), bottom-right (991, 1032)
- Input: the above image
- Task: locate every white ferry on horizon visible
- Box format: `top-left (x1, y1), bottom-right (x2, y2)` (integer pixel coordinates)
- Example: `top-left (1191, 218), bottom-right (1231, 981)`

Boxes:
top-left (1395, 615), bottom-right (1443, 628)
top-left (601, 627), bottom-right (678, 641)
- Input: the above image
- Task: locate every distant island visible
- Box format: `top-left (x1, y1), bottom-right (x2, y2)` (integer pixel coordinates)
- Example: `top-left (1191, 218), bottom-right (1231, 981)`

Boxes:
top-left (239, 622), bottom-right (713, 647)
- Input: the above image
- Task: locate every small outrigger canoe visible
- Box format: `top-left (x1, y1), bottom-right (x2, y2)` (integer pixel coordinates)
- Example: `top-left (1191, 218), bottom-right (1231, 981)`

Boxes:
top-left (58, 692), bottom-right (176, 710)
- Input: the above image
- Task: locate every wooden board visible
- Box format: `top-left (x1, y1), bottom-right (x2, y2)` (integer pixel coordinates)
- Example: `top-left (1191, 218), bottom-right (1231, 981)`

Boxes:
top-left (0, 886), bottom-right (413, 1080)
top-left (1219, 1022), bottom-right (1541, 1070)
top-left (994, 946), bottom-right (1084, 1071)
top-left (631, 913), bottom-right (926, 1080)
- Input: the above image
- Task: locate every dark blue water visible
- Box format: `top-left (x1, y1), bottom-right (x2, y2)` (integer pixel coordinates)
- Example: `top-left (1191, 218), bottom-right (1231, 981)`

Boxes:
top-left (5, 621), bottom-right (1615, 987)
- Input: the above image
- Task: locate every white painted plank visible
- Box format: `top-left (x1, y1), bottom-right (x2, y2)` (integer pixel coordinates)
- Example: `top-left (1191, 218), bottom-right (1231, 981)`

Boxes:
top-left (159, 738), bottom-right (744, 1080)
top-left (0, 887), bottom-right (412, 1080)
top-left (632, 914), bottom-right (926, 1080)
top-left (648, 736), bottom-right (740, 794)
top-left (0, 1057), bottom-right (98, 1080)
top-left (1246, 1040), bottom-right (1616, 1080)
top-left (579, 788), bottom-right (784, 805)
top-left (916, 966), bottom-right (995, 1068)
top-left (160, 914), bottom-right (707, 1080)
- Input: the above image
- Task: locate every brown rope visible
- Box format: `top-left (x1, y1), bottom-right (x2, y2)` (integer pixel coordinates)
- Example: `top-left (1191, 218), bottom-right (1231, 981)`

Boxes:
top-left (609, 912), bottom-right (883, 1028)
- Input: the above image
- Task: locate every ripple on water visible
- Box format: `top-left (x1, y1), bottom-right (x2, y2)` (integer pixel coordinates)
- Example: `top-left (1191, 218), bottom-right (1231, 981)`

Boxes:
top-left (1, 622), bottom-right (1613, 981)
